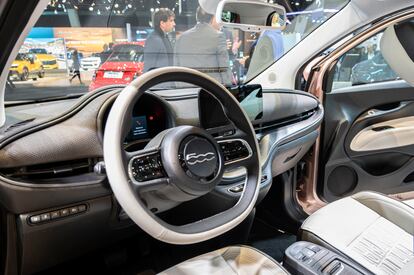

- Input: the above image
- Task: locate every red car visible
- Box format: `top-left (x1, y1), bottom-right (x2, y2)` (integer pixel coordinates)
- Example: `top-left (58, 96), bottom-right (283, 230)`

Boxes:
top-left (89, 42), bottom-right (144, 91)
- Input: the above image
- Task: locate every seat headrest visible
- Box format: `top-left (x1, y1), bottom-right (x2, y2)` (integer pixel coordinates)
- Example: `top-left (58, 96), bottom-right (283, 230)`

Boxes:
top-left (380, 21), bottom-right (414, 86)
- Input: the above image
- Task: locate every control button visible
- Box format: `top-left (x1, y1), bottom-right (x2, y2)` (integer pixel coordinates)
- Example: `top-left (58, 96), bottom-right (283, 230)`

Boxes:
top-left (314, 261), bottom-right (323, 271)
top-left (219, 140), bottom-right (250, 163)
top-left (302, 256), bottom-right (310, 262)
top-left (303, 248), bottom-right (316, 258)
top-left (229, 184), bottom-right (244, 193)
top-left (308, 245), bottom-right (321, 253)
top-left (131, 153), bottom-right (165, 182)
top-left (329, 263), bottom-right (343, 275)
top-left (60, 209), bottom-right (70, 216)
top-left (305, 257), bottom-right (316, 267)
top-left (314, 249), bottom-right (329, 261)
top-left (324, 261), bottom-right (344, 275)
top-left (40, 213), bottom-right (51, 221)
top-left (50, 211), bottom-right (60, 219)
top-left (30, 215), bottom-right (41, 224)
top-left (294, 252), bottom-right (305, 260)
top-left (70, 207), bottom-right (78, 214)
top-left (28, 204), bottom-right (88, 225)
top-left (222, 130), bottom-right (235, 136)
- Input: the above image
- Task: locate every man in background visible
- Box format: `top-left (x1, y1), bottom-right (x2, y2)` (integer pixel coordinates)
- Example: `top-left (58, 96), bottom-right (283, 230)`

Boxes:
top-left (174, 0), bottom-right (232, 85)
top-left (144, 8), bottom-right (175, 72)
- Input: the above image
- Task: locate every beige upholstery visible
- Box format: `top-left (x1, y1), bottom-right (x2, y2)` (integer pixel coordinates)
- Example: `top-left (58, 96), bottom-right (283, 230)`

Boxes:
top-left (301, 191), bottom-right (414, 275)
top-left (350, 116), bottom-right (414, 152)
top-left (404, 199), bottom-right (414, 208)
top-left (158, 246), bottom-right (289, 275)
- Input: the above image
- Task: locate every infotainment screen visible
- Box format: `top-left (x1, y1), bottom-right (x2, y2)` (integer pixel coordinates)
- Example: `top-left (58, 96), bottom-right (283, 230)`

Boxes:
top-left (199, 84), bottom-right (263, 129)
top-left (127, 116), bottom-right (149, 140)
top-left (229, 84), bottom-right (263, 121)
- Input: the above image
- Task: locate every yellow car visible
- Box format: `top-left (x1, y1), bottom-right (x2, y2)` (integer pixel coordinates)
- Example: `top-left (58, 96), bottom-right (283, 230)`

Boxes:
top-left (9, 53), bottom-right (45, 81)
top-left (28, 48), bottom-right (58, 70)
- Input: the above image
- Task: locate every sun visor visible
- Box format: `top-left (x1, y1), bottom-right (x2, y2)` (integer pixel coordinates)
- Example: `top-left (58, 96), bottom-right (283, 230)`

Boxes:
top-left (380, 21), bottom-right (414, 86)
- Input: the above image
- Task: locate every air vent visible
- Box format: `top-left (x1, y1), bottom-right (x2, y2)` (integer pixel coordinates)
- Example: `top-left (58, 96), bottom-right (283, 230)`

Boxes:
top-left (254, 109), bottom-right (317, 133)
top-left (0, 158), bottom-right (100, 183)
top-left (5, 118), bottom-right (35, 132)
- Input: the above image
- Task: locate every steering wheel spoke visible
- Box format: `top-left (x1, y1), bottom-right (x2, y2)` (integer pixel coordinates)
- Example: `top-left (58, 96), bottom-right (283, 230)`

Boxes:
top-left (127, 148), bottom-right (168, 187)
top-left (131, 177), bottom-right (169, 193)
top-left (218, 138), bottom-right (254, 170)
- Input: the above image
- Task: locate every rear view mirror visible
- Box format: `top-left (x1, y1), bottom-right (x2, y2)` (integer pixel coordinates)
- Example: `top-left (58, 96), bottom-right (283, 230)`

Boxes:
top-left (216, 0), bottom-right (286, 32)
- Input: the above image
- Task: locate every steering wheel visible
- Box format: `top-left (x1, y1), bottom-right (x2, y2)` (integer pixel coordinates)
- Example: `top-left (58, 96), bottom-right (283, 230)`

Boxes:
top-left (104, 67), bottom-right (261, 244)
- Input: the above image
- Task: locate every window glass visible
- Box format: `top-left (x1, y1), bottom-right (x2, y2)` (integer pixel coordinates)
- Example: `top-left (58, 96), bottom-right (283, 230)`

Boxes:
top-left (331, 31), bottom-right (399, 91)
top-left (5, 0), bottom-right (349, 103)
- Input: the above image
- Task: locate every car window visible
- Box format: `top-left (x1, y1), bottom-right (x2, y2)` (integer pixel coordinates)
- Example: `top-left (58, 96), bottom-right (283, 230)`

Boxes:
top-left (331, 31), bottom-right (399, 91)
top-left (5, 0), bottom-right (349, 103)
top-left (29, 48), bottom-right (48, 54)
top-left (108, 45), bottom-right (144, 62)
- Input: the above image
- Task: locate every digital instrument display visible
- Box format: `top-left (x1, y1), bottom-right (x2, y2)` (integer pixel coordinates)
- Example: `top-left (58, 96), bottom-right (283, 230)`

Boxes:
top-left (128, 116), bottom-right (149, 140)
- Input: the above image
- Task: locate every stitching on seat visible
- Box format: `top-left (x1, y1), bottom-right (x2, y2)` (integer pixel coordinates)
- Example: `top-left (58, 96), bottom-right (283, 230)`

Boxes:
top-left (345, 216), bottom-right (382, 247)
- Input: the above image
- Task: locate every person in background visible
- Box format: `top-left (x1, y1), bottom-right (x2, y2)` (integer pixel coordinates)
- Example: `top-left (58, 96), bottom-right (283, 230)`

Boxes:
top-left (100, 42), bottom-right (113, 63)
top-left (144, 8), bottom-right (175, 72)
top-left (223, 28), bottom-right (242, 82)
top-left (174, 0), bottom-right (232, 85)
top-left (69, 49), bottom-right (82, 84)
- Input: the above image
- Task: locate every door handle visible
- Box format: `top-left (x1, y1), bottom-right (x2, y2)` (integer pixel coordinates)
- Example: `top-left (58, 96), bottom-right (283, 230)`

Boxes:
top-left (365, 101), bottom-right (410, 119)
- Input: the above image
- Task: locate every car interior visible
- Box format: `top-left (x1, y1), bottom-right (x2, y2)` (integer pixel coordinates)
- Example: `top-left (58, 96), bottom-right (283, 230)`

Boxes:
top-left (0, 0), bottom-right (413, 275)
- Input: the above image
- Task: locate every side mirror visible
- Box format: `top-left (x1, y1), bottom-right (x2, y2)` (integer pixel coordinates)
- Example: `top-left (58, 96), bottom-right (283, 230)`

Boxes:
top-left (216, 0), bottom-right (286, 32)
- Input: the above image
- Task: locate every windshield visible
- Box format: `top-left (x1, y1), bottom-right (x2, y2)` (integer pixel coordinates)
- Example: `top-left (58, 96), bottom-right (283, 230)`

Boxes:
top-left (5, 0), bottom-right (349, 103)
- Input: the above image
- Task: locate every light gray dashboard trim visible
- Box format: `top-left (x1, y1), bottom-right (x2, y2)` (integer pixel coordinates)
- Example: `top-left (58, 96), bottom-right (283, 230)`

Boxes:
top-left (223, 105), bottom-right (324, 180)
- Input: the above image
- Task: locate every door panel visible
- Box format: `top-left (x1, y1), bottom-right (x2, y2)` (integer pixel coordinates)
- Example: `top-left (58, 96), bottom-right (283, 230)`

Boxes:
top-left (320, 80), bottom-right (414, 202)
top-left (350, 115), bottom-right (414, 152)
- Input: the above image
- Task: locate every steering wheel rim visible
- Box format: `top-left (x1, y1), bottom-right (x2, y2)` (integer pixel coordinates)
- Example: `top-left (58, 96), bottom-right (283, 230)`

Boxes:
top-left (104, 67), bottom-right (261, 244)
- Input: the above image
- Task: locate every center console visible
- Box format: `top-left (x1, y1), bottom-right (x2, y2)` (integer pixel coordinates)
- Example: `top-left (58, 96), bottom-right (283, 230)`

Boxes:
top-left (284, 242), bottom-right (373, 275)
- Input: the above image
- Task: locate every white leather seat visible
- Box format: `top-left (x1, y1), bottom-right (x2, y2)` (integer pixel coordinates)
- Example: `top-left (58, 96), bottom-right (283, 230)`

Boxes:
top-left (404, 199), bottom-right (414, 208)
top-left (301, 191), bottom-right (414, 275)
top-left (158, 245), bottom-right (289, 275)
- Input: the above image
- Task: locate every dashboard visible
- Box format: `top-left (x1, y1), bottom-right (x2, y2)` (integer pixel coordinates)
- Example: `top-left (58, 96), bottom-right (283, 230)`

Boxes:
top-left (0, 86), bottom-right (323, 274)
